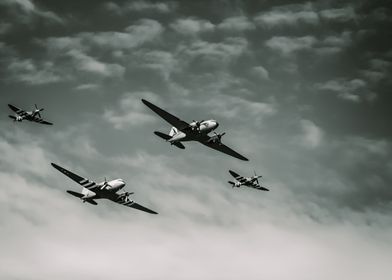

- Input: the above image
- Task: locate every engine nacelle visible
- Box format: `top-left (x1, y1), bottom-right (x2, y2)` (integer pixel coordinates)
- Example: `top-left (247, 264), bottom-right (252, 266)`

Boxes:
top-left (208, 135), bottom-right (221, 144)
top-left (207, 132), bottom-right (225, 144)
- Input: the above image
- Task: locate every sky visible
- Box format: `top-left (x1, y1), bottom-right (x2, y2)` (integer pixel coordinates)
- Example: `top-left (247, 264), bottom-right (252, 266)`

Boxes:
top-left (0, 0), bottom-right (392, 279)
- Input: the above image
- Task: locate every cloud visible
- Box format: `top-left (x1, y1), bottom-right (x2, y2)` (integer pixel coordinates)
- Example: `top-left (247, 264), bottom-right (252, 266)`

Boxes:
top-left (81, 19), bottom-right (164, 50)
top-left (104, 1), bottom-right (175, 14)
top-left (170, 18), bottom-right (214, 35)
top-left (315, 31), bottom-right (352, 55)
top-left (320, 7), bottom-right (357, 22)
top-left (265, 36), bottom-right (317, 56)
top-left (179, 37), bottom-right (248, 66)
top-left (0, 129), bottom-right (53, 176)
top-left (41, 19), bottom-right (163, 53)
top-left (255, 4), bottom-right (319, 27)
top-left (135, 50), bottom-right (179, 80)
top-left (0, 0), bottom-right (64, 24)
top-left (251, 65), bottom-right (270, 80)
top-left (6, 58), bottom-right (63, 85)
top-left (103, 92), bottom-right (158, 129)
top-left (360, 58), bottom-right (391, 82)
top-left (315, 78), bottom-right (374, 102)
top-left (74, 83), bottom-right (100, 91)
top-left (67, 49), bottom-right (125, 78)
top-left (299, 119), bottom-right (324, 148)
top-left (217, 16), bottom-right (255, 32)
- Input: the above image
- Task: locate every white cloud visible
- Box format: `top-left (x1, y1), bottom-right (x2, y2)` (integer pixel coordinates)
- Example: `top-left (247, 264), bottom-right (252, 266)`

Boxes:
top-left (315, 78), bottom-right (372, 102)
top-left (251, 65), bottom-right (270, 80)
top-left (316, 31), bottom-right (352, 55)
top-left (206, 94), bottom-right (276, 124)
top-left (180, 37), bottom-right (248, 66)
top-left (136, 50), bottom-right (178, 80)
top-left (0, 129), bottom-right (53, 176)
top-left (0, 0), bottom-right (64, 24)
top-left (42, 19), bottom-right (163, 53)
top-left (103, 92), bottom-right (158, 129)
top-left (67, 50), bottom-right (125, 78)
top-left (218, 16), bottom-right (255, 32)
top-left (265, 36), bottom-right (317, 56)
top-left (170, 18), bottom-right (214, 35)
top-left (300, 119), bottom-right (324, 148)
top-left (74, 83), bottom-right (100, 91)
top-left (6, 58), bottom-right (63, 85)
top-left (105, 1), bottom-right (174, 14)
top-left (83, 19), bottom-right (163, 50)
top-left (320, 7), bottom-right (357, 22)
top-left (255, 7), bottom-right (319, 27)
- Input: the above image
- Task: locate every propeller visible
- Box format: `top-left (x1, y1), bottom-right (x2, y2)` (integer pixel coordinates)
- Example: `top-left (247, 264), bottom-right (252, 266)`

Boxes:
top-left (190, 120), bottom-right (204, 131)
top-left (209, 132), bottom-right (226, 144)
top-left (34, 104), bottom-right (44, 118)
top-left (253, 170), bottom-right (262, 185)
top-left (100, 177), bottom-right (109, 190)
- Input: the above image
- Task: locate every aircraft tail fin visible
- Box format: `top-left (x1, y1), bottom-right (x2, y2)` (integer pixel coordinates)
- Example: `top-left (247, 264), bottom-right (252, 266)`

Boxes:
top-left (169, 126), bottom-right (178, 137)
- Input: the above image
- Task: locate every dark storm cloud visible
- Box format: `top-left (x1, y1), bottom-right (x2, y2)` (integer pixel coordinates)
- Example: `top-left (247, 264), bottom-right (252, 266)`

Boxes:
top-left (1, 0), bottom-right (392, 279)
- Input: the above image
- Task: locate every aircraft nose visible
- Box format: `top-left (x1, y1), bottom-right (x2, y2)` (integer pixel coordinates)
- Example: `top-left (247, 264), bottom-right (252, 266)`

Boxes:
top-left (215, 121), bottom-right (219, 129)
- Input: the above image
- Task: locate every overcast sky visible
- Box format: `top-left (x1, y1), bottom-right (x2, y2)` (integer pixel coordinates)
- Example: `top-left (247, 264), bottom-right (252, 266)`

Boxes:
top-left (1, 0), bottom-right (392, 279)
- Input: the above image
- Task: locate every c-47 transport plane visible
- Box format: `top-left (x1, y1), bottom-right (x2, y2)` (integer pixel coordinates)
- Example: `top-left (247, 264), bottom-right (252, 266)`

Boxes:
top-left (142, 99), bottom-right (248, 161)
top-left (228, 170), bottom-right (269, 191)
top-left (8, 104), bottom-right (53, 125)
top-left (51, 163), bottom-right (158, 214)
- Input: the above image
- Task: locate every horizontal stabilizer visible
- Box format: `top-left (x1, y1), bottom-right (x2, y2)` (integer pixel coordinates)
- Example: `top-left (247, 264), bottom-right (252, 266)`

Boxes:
top-left (154, 131), bottom-right (185, 149)
top-left (66, 190), bottom-right (98, 205)
top-left (66, 190), bottom-right (84, 198)
top-left (8, 115), bottom-right (16, 120)
top-left (154, 131), bottom-right (171, 140)
top-left (172, 142), bottom-right (185, 149)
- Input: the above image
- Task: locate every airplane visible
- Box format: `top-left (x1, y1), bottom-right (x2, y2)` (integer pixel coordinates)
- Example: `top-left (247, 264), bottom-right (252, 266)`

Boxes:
top-left (8, 104), bottom-right (53, 125)
top-left (51, 163), bottom-right (158, 214)
top-left (141, 99), bottom-right (248, 161)
top-left (228, 170), bottom-right (269, 191)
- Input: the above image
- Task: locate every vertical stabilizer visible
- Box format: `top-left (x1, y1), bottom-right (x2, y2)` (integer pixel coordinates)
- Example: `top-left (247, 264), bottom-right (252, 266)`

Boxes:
top-left (169, 127), bottom-right (178, 136)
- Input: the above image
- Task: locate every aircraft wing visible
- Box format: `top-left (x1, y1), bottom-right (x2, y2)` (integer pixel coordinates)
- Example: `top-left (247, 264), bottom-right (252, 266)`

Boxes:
top-left (32, 116), bottom-right (53, 125)
top-left (201, 142), bottom-right (249, 161)
top-left (248, 183), bottom-right (269, 191)
top-left (115, 196), bottom-right (158, 214)
top-left (8, 104), bottom-right (28, 117)
top-left (229, 170), bottom-right (247, 183)
top-left (51, 163), bottom-right (99, 192)
top-left (142, 99), bottom-right (189, 130)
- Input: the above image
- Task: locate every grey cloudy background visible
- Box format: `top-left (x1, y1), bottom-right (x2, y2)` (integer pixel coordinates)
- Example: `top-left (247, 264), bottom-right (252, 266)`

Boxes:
top-left (1, 0), bottom-right (391, 279)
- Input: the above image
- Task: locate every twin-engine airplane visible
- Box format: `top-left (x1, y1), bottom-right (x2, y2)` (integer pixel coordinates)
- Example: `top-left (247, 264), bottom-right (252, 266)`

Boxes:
top-left (141, 99), bottom-right (248, 161)
top-left (228, 170), bottom-right (269, 191)
top-left (8, 104), bottom-right (53, 125)
top-left (51, 163), bottom-right (158, 214)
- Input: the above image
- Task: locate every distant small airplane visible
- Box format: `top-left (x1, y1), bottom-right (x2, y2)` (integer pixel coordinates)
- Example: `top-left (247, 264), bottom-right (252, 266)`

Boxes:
top-left (51, 163), bottom-right (158, 214)
top-left (228, 170), bottom-right (269, 191)
top-left (141, 99), bottom-right (248, 161)
top-left (8, 104), bottom-right (53, 125)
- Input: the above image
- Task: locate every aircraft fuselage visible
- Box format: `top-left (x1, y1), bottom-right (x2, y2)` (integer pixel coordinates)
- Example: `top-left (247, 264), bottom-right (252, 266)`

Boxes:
top-left (169, 120), bottom-right (219, 142)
